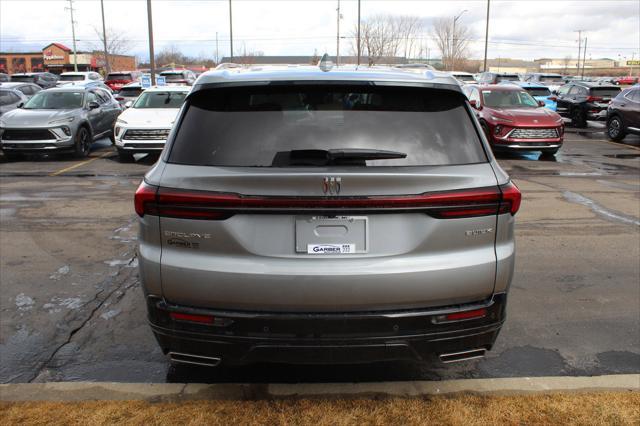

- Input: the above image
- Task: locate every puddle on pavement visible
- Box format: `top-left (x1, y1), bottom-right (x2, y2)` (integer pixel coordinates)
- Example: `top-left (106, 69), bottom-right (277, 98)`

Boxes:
top-left (563, 191), bottom-right (640, 226)
top-left (604, 154), bottom-right (640, 159)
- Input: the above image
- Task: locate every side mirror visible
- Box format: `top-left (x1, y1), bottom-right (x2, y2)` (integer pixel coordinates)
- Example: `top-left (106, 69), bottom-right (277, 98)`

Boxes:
top-left (124, 101), bottom-right (133, 109)
top-left (88, 101), bottom-right (100, 110)
top-left (469, 100), bottom-right (482, 110)
top-left (548, 96), bottom-right (557, 102)
top-left (17, 103), bottom-right (24, 108)
top-left (538, 100), bottom-right (546, 107)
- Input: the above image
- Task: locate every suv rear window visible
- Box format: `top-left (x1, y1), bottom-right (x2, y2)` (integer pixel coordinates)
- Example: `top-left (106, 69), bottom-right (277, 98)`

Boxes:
top-left (495, 75), bottom-right (519, 82)
top-left (526, 87), bottom-right (551, 97)
top-left (162, 72), bottom-right (186, 81)
top-left (168, 85), bottom-right (487, 167)
top-left (591, 87), bottom-right (621, 98)
top-left (106, 73), bottom-right (133, 80)
top-left (119, 87), bottom-right (143, 97)
top-left (10, 75), bottom-right (34, 83)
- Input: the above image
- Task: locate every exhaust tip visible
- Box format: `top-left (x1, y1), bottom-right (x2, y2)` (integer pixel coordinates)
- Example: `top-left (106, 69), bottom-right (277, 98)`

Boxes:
top-left (169, 352), bottom-right (221, 367)
top-left (439, 348), bottom-right (486, 364)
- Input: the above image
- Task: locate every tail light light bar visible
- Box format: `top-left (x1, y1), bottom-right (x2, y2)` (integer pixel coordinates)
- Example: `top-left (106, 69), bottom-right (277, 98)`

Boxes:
top-left (586, 95), bottom-right (603, 102)
top-left (135, 181), bottom-right (521, 220)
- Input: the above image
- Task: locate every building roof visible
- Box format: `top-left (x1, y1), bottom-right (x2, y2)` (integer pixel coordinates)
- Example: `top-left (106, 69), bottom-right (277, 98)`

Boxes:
top-left (43, 42), bottom-right (71, 52)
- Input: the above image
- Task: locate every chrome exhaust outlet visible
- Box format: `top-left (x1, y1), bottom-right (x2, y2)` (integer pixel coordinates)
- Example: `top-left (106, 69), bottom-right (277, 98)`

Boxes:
top-left (439, 348), bottom-right (486, 363)
top-left (169, 352), bottom-right (221, 367)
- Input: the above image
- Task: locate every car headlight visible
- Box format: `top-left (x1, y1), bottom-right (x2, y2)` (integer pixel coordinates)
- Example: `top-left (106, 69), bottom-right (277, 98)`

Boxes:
top-left (116, 118), bottom-right (128, 125)
top-left (48, 116), bottom-right (75, 125)
top-left (490, 115), bottom-right (514, 123)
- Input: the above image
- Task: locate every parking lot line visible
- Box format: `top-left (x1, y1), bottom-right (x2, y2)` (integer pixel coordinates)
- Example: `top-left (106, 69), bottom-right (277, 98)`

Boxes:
top-left (49, 151), bottom-right (113, 176)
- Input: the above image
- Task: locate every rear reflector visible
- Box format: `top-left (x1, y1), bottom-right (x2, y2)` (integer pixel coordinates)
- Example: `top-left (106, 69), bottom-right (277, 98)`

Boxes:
top-left (170, 312), bottom-right (215, 324)
top-left (433, 308), bottom-right (487, 323)
top-left (134, 181), bottom-right (522, 219)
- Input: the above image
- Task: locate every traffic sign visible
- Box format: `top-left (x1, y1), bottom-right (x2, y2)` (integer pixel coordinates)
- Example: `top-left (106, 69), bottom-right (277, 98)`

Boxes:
top-left (627, 60), bottom-right (640, 66)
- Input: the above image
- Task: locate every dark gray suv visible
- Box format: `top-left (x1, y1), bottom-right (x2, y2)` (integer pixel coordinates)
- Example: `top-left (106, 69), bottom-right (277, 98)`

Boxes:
top-left (135, 66), bottom-right (521, 367)
top-left (0, 86), bottom-right (121, 160)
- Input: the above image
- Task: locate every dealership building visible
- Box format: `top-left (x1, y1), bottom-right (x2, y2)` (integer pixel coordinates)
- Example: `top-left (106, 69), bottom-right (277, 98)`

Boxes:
top-left (0, 42), bottom-right (136, 75)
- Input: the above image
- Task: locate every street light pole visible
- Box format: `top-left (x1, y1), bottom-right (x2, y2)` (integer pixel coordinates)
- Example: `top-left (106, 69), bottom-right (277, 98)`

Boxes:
top-left (336, 0), bottom-right (340, 66)
top-left (100, 0), bottom-right (110, 74)
top-left (581, 37), bottom-right (587, 79)
top-left (67, 0), bottom-right (78, 72)
top-left (483, 0), bottom-right (490, 72)
top-left (451, 10), bottom-right (467, 71)
top-left (229, 0), bottom-right (234, 61)
top-left (574, 30), bottom-right (584, 73)
top-left (356, 0), bottom-right (361, 66)
top-left (146, 0), bottom-right (156, 85)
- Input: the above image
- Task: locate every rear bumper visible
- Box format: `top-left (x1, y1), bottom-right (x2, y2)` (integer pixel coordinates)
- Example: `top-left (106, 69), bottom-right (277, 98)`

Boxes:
top-left (147, 293), bottom-right (507, 365)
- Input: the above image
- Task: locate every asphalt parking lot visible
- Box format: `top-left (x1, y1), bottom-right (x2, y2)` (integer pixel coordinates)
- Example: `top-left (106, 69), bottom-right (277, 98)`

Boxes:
top-left (1, 130), bottom-right (639, 384)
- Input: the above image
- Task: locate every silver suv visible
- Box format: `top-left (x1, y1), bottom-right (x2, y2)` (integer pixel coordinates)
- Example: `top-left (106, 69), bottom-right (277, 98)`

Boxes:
top-left (136, 66), bottom-right (521, 367)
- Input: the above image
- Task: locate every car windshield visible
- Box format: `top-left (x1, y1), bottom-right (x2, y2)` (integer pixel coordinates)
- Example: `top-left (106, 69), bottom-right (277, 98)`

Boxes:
top-left (0, 90), bottom-right (18, 106)
top-left (455, 75), bottom-right (475, 81)
top-left (60, 75), bottom-right (85, 81)
top-left (526, 87), bottom-right (552, 97)
top-left (482, 89), bottom-right (539, 108)
top-left (23, 91), bottom-right (84, 109)
top-left (168, 85), bottom-right (487, 167)
top-left (133, 91), bottom-right (187, 108)
top-left (162, 73), bottom-right (186, 81)
top-left (107, 73), bottom-right (133, 80)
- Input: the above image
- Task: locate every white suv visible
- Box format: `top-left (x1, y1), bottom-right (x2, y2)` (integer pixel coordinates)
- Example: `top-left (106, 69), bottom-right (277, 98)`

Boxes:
top-left (113, 86), bottom-right (189, 162)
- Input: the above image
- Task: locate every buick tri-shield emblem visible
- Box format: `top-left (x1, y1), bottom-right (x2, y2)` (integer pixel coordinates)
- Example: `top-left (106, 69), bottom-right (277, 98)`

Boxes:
top-left (322, 177), bottom-right (341, 195)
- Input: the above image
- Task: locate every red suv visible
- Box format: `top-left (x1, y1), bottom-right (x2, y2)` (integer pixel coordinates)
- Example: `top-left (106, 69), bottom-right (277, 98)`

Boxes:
top-left (463, 84), bottom-right (564, 155)
top-left (104, 71), bottom-right (142, 92)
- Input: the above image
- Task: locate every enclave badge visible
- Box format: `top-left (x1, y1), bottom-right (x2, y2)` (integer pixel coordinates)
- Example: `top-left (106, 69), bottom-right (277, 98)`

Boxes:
top-left (322, 177), bottom-right (341, 195)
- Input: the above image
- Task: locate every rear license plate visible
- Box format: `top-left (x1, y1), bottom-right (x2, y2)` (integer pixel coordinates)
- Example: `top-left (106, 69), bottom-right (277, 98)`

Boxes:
top-left (295, 216), bottom-right (368, 254)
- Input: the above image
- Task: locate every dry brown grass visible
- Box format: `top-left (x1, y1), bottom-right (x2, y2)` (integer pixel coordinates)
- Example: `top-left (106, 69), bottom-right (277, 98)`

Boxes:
top-left (1, 392), bottom-right (638, 426)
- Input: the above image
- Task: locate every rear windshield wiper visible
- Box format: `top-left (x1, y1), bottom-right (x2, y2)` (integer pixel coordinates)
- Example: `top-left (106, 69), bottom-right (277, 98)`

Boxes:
top-left (272, 149), bottom-right (407, 166)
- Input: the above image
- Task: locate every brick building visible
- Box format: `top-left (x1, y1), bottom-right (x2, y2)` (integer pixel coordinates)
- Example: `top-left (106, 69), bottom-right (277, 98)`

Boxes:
top-left (0, 42), bottom-right (136, 75)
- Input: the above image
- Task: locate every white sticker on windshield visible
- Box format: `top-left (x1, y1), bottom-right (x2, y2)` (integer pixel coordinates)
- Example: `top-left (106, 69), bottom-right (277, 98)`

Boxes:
top-left (307, 244), bottom-right (355, 254)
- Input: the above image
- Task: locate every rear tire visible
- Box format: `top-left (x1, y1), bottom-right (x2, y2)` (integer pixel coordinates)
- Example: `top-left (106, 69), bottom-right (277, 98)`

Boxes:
top-left (117, 149), bottom-right (135, 163)
top-left (571, 108), bottom-right (587, 128)
top-left (74, 127), bottom-right (91, 158)
top-left (606, 116), bottom-right (626, 141)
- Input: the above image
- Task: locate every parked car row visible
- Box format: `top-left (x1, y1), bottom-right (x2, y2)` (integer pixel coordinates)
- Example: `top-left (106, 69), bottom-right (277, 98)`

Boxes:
top-left (0, 78), bottom-right (192, 162)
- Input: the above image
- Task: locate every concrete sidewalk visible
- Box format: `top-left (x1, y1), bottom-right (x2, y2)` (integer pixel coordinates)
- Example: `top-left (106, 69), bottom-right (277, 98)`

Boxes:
top-left (1, 375), bottom-right (638, 402)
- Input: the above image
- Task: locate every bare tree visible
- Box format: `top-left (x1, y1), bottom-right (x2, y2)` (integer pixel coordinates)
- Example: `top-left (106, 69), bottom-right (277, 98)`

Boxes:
top-left (92, 27), bottom-right (134, 71)
top-left (350, 14), bottom-right (424, 66)
top-left (155, 44), bottom-right (189, 68)
top-left (431, 17), bottom-right (471, 70)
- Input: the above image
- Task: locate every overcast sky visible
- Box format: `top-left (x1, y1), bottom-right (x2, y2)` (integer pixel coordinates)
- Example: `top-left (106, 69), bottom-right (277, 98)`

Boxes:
top-left (1, 0), bottom-right (639, 62)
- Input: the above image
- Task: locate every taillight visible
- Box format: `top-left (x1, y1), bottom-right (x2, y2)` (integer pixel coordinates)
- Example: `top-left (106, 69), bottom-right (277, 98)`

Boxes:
top-left (548, 96), bottom-right (557, 102)
top-left (135, 183), bottom-right (522, 219)
top-left (134, 181), bottom-right (158, 217)
top-left (499, 181), bottom-right (521, 215)
top-left (586, 96), bottom-right (603, 102)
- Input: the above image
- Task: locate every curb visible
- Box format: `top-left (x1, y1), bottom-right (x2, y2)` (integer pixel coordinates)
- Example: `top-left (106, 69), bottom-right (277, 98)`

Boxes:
top-left (1, 375), bottom-right (638, 402)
